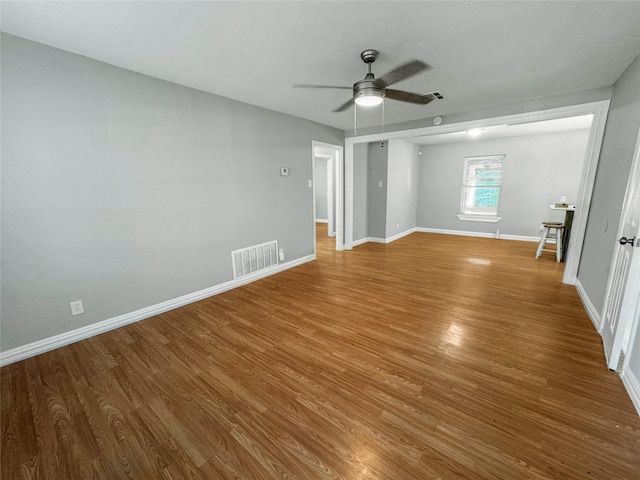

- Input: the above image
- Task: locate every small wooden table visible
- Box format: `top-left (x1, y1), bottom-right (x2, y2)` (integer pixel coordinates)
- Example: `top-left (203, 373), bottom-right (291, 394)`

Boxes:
top-left (548, 204), bottom-right (576, 262)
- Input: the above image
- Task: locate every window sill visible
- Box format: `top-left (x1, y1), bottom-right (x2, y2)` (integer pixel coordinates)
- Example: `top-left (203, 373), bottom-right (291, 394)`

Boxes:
top-left (457, 214), bottom-right (502, 223)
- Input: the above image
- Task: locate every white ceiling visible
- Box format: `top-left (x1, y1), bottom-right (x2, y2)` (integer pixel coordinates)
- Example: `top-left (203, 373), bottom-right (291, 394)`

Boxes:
top-left (1, 1), bottom-right (639, 132)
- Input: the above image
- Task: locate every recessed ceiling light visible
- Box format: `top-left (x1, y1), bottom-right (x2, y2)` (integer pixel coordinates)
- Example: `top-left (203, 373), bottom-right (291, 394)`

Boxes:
top-left (467, 128), bottom-right (483, 137)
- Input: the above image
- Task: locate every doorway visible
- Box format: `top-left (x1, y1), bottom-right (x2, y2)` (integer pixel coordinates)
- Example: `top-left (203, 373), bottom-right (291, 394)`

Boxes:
top-left (342, 100), bottom-right (611, 286)
top-left (313, 154), bottom-right (335, 236)
top-left (312, 141), bottom-right (343, 256)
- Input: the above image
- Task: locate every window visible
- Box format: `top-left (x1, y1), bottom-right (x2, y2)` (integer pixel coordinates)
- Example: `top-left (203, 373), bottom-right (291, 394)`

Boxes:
top-left (458, 155), bottom-right (504, 222)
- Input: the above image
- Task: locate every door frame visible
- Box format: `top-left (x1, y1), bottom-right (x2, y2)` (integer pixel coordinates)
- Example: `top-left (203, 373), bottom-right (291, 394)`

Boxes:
top-left (313, 154), bottom-right (336, 237)
top-left (327, 156), bottom-right (335, 237)
top-left (312, 141), bottom-right (343, 252)
top-left (600, 123), bottom-right (640, 370)
top-left (342, 100), bottom-right (610, 285)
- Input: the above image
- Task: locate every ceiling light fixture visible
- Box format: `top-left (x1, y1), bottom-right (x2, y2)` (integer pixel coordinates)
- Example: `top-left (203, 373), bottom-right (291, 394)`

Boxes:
top-left (354, 88), bottom-right (385, 107)
top-left (467, 128), bottom-right (483, 137)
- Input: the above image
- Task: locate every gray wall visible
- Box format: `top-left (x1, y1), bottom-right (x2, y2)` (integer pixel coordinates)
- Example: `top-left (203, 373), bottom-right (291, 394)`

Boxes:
top-left (1, 34), bottom-right (343, 351)
top-left (416, 130), bottom-right (589, 237)
top-left (386, 140), bottom-right (419, 237)
top-left (367, 142), bottom-right (389, 239)
top-left (314, 157), bottom-right (328, 221)
top-left (353, 143), bottom-right (369, 242)
top-left (579, 55), bottom-right (640, 314)
top-left (577, 56), bottom-right (640, 377)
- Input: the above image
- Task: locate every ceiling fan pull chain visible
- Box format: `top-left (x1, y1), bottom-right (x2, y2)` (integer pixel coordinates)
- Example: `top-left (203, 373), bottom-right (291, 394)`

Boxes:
top-left (354, 103), bottom-right (358, 135)
top-left (381, 100), bottom-right (385, 147)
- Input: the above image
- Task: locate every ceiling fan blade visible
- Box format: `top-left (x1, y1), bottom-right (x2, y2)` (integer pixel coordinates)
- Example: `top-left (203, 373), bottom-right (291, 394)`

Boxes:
top-left (293, 84), bottom-right (352, 90)
top-left (333, 98), bottom-right (355, 112)
top-left (385, 89), bottom-right (434, 105)
top-left (375, 60), bottom-right (428, 88)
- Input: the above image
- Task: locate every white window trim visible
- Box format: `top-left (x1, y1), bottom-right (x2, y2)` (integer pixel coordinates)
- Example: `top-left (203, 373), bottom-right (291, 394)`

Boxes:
top-left (459, 154), bottom-right (505, 219)
top-left (457, 213), bottom-right (502, 223)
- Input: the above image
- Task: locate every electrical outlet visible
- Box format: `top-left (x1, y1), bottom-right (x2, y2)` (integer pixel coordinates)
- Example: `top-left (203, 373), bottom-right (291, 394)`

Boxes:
top-left (279, 248), bottom-right (285, 262)
top-left (308, 179), bottom-right (313, 188)
top-left (70, 300), bottom-right (84, 316)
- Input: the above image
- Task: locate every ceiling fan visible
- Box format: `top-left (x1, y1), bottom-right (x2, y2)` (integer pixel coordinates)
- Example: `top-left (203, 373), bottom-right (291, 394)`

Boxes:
top-left (294, 49), bottom-right (437, 112)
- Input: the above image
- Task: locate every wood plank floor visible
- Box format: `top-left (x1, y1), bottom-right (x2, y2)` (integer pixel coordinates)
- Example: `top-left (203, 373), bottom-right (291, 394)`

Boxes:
top-left (3, 224), bottom-right (640, 479)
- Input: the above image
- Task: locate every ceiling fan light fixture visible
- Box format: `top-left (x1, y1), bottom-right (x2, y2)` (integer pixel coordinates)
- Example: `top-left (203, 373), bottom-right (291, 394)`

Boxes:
top-left (355, 95), bottom-right (384, 107)
top-left (354, 91), bottom-right (384, 107)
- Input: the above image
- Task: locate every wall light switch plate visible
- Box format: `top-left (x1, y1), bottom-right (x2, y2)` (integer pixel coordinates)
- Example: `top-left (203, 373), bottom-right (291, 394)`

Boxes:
top-left (280, 167), bottom-right (289, 176)
top-left (70, 300), bottom-right (84, 316)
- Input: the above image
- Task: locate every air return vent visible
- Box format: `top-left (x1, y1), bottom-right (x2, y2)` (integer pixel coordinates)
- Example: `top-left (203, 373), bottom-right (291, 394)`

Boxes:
top-left (232, 240), bottom-right (279, 279)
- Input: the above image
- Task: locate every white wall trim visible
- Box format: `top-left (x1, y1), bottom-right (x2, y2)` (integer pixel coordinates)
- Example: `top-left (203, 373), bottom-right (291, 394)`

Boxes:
top-left (575, 279), bottom-right (602, 332)
top-left (355, 228), bottom-right (539, 245)
top-left (367, 237), bottom-right (387, 244)
top-left (414, 227), bottom-right (537, 243)
top-left (352, 237), bottom-right (369, 247)
top-left (456, 214), bottom-right (502, 223)
top-left (385, 228), bottom-right (417, 243)
top-left (353, 228), bottom-right (417, 246)
top-left (416, 227), bottom-right (494, 238)
top-left (0, 254), bottom-right (316, 367)
top-left (562, 101), bottom-right (610, 285)
top-left (315, 219), bottom-right (328, 223)
top-left (353, 227), bottom-right (540, 247)
top-left (499, 234), bottom-right (539, 242)
top-left (621, 368), bottom-right (640, 417)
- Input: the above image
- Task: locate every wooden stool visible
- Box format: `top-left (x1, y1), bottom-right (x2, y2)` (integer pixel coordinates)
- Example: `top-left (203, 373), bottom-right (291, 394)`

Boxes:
top-left (535, 222), bottom-right (564, 262)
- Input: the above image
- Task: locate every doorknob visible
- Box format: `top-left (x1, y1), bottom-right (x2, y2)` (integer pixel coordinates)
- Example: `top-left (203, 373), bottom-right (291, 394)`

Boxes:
top-left (619, 236), bottom-right (636, 247)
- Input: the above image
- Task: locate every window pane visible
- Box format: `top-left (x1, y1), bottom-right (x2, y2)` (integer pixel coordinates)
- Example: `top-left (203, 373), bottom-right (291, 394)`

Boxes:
top-left (473, 187), bottom-right (500, 207)
top-left (476, 169), bottom-right (502, 179)
top-left (460, 154), bottom-right (504, 216)
top-left (466, 177), bottom-right (501, 187)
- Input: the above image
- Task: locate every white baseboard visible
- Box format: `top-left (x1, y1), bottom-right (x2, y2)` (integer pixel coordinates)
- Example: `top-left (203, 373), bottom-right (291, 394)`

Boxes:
top-left (622, 367), bottom-right (640, 417)
top-left (352, 237), bottom-right (369, 247)
top-left (0, 254), bottom-right (316, 367)
top-left (415, 227), bottom-right (494, 238)
top-left (575, 279), bottom-right (602, 333)
top-left (366, 237), bottom-right (387, 244)
top-left (353, 228), bottom-right (416, 246)
top-left (354, 228), bottom-right (537, 246)
top-left (315, 219), bottom-right (328, 223)
top-left (499, 234), bottom-right (540, 242)
top-left (385, 228), bottom-right (417, 243)
top-left (415, 227), bottom-right (538, 242)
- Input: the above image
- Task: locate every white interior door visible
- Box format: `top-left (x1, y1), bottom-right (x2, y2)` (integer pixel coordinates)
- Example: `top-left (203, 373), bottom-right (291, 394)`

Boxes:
top-left (601, 125), bottom-right (640, 370)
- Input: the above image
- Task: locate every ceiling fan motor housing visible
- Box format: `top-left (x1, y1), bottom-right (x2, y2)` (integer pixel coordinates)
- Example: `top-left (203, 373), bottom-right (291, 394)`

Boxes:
top-left (353, 73), bottom-right (385, 101)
